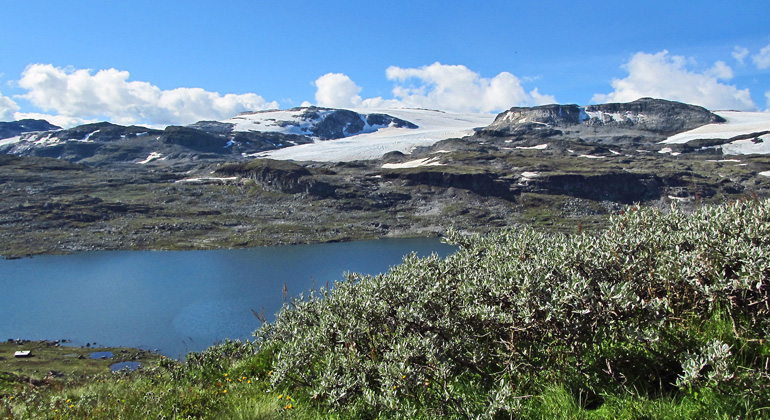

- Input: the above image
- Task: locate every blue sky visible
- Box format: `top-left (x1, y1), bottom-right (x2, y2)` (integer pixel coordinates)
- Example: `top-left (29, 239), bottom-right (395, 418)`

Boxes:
top-left (1, 0), bottom-right (769, 127)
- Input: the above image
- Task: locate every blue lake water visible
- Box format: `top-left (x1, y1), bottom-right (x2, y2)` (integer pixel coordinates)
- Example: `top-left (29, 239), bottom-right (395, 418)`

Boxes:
top-left (0, 237), bottom-right (455, 358)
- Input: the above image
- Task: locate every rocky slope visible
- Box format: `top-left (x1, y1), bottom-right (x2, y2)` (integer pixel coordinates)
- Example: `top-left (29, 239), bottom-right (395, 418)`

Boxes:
top-left (2, 98), bottom-right (770, 257)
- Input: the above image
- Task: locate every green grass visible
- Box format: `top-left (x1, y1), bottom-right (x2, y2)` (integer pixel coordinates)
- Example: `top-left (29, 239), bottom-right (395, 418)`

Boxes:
top-left (4, 199), bottom-right (770, 419)
top-left (0, 342), bottom-right (158, 379)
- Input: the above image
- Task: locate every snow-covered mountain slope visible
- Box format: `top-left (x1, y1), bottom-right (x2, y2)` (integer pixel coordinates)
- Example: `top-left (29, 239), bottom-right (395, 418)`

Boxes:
top-left (257, 108), bottom-right (496, 162)
top-left (192, 107), bottom-right (418, 141)
top-left (661, 111), bottom-right (770, 155)
top-left (0, 107), bottom-right (491, 164)
top-left (0, 108), bottom-right (428, 164)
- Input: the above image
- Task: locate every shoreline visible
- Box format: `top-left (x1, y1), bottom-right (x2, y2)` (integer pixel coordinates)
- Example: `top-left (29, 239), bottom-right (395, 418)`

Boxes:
top-left (0, 230), bottom-right (445, 260)
top-left (1, 339), bottom-right (163, 379)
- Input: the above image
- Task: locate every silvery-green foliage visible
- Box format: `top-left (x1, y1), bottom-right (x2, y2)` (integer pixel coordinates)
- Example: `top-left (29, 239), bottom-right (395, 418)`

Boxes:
top-left (255, 198), bottom-right (770, 418)
top-left (676, 339), bottom-right (734, 388)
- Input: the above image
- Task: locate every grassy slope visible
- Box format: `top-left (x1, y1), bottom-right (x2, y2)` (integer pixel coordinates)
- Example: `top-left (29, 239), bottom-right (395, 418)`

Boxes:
top-left (3, 198), bottom-right (770, 419)
top-left (0, 341), bottom-right (158, 379)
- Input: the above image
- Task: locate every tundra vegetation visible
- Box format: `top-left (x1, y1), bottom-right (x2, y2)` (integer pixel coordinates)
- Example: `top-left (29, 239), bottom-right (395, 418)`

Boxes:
top-left (2, 198), bottom-right (770, 419)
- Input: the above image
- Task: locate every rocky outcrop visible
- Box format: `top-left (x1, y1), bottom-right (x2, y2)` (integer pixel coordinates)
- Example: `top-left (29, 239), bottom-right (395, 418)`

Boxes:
top-left (382, 168), bottom-right (516, 200)
top-left (188, 121), bottom-right (313, 151)
top-left (582, 98), bottom-right (725, 134)
top-left (300, 108), bottom-right (417, 139)
top-left (481, 98), bottom-right (725, 141)
top-left (525, 172), bottom-right (679, 204)
top-left (160, 126), bottom-right (230, 152)
top-left (215, 158), bottom-right (335, 197)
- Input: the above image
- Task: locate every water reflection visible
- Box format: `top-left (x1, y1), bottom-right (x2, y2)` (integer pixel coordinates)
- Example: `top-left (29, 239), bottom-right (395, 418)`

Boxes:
top-left (0, 237), bottom-right (454, 357)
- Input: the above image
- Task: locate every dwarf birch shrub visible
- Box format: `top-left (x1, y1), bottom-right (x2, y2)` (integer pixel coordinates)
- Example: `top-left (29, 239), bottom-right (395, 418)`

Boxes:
top-left (256, 198), bottom-right (770, 419)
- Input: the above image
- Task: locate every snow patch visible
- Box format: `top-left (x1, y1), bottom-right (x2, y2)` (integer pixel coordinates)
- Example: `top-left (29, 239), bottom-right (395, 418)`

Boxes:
top-left (722, 135), bottom-right (770, 155)
top-left (585, 110), bottom-right (647, 124)
top-left (0, 135), bottom-right (21, 146)
top-left (137, 152), bottom-right (165, 164)
top-left (658, 147), bottom-right (681, 156)
top-left (760, 171), bottom-right (770, 178)
top-left (662, 111), bottom-right (770, 145)
top-left (668, 195), bottom-right (689, 202)
top-left (175, 177), bottom-right (239, 183)
top-left (79, 129), bottom-right (100, 142)
top-left (381, 157), bottom-right (444, 169)
top-left (262, 108), bottom-right (495, 162)
top-left (225, 108), bottom-right (336, 135)
top-left (516, 144), bottom-right (548, 150)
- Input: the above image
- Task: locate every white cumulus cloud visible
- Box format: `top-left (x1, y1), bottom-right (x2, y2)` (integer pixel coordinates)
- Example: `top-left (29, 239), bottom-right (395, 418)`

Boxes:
top-left (17, 64), bottom-right (279, 127)
top-left (0, 92), bottom-right (20, 121)
top-left (314, 73), bottom-right (363, 108)
top-left (753, 41), bottom-right (770, 69)
top-left (733, 46), bottom-right (750, 64)
top-left (314, 63), bottom-right (554, 113)
top-left (592, 51), bottom-right (756, 111)
top-left (706, 61), bottom-right (734, 80)
top-left (12, 112), bottom-right (95, 129)
top-left (383, 63), bottom-right (555, 112)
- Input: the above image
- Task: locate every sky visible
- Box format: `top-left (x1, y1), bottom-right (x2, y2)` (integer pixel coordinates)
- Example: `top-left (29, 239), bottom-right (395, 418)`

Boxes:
top-left (1, 0), bottom-right (770, 128)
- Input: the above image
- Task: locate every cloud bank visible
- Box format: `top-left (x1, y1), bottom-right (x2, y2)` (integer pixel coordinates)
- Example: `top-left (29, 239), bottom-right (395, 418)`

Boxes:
top-left (14, 64), bottom-right (279, 127)
top-left (592, 51), bottom-right (756, 111)
top-left (315, 62), bottom-right (555, 112)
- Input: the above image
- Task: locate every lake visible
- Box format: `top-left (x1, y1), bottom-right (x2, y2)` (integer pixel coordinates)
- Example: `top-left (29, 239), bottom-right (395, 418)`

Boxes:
top-left (0, 237), bottom-right (455, 358)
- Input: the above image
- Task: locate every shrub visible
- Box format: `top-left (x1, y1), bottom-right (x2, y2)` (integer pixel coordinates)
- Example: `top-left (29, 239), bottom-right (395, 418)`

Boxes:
top-left (257, 198), bottom-right (770, 419)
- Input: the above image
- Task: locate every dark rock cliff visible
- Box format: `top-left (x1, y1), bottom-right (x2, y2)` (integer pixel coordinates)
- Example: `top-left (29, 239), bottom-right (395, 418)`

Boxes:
top-left (215, 158), bottom-right (335, 197)
top-left (381, 166), bottom-right (695, 205)
top-left (160, 126), bottom-right (230, 152)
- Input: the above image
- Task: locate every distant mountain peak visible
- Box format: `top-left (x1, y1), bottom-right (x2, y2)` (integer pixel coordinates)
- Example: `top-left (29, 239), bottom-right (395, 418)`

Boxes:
top-left (0, 119), bottom-right (61, 140)
top-left (479, 98), bottom-right (727, 143)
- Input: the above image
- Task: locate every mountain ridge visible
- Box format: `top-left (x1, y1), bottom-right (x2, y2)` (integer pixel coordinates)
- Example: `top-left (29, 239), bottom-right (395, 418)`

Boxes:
top-left (0, 107), bottom-right (425, 166)
top-left (1, 99), bottom-right (769, 166)
top-left (478, 98), bottom-right (726, 144)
